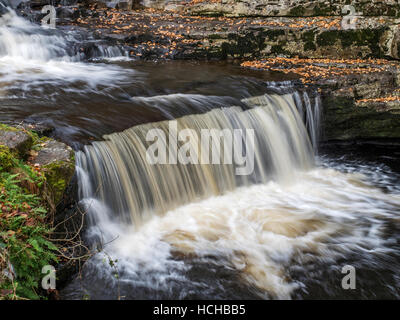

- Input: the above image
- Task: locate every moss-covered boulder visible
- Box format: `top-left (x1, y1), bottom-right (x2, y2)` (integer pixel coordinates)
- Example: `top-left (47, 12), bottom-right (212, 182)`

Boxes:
top-left (0, 125), bottom-right (33, 157)
top-left (32, 140), bottom-right (75, 206)
top-left (0, 123), bottom-right (75, 207)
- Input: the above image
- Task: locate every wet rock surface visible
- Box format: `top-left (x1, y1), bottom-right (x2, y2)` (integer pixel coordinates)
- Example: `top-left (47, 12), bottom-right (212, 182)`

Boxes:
top-left (313, 64), bottom-right (400, 141)
top-left (20, 122), bottom-right (55, 137)
top-left (321, 94), bottom-right (400, 141)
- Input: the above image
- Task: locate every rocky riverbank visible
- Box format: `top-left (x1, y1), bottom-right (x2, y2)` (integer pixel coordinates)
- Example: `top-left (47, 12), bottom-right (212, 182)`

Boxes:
top-left (53, 7), bottom-right (400, 61)
top-left (147, 0), bottom-right (400, 18)
top-left (242, 58), bottom-right (400, 141)
top-left (0, 123), bottom-right (75, 299)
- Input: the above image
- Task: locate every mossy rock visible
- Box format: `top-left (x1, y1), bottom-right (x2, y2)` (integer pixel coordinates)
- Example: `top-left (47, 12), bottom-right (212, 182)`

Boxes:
top-left (42, 160), bottom-right (75, 205)
top-left (322, 96), bottom-right (400, 140)
top-left (33, 140), bottom-right (75, 205)
top-left (219, 32), bottom-right (268, 59)
top-left (316, 28), bottom-right (388, 58)
top-left (0, 124), bottom-right (33, 158)
top-left (0, 144), bottom-right (15, 172)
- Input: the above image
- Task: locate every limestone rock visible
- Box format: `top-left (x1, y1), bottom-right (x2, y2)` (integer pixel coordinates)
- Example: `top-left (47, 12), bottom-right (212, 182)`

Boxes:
top-left (142, 0), bottom-right (400, 18)
top-left (0, 126), bottom-right (32, 156)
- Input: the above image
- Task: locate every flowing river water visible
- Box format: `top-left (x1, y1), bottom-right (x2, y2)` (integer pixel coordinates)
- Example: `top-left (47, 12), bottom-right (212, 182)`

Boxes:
top-left (1, 8), bottom-right (400, 299)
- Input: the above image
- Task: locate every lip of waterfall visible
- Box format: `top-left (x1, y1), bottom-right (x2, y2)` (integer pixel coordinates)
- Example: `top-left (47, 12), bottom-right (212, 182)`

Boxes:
top-left (128, 93), bottom-right (244, 118)
top-left (241, 90), bottom-right (321, 150)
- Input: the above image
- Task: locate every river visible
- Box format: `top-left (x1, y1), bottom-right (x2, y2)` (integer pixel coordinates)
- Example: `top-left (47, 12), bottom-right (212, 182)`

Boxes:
top-left (1, 7), bottom-right (400, 300)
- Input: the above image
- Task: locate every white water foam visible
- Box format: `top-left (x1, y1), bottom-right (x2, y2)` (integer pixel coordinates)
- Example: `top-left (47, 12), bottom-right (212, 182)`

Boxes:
top-left (78, 167), bottom-right (400, 299)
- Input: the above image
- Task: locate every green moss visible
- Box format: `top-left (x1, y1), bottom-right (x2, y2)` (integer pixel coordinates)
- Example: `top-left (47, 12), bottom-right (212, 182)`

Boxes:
top-left (208, 34), bottom-right (223, 40)
top-left (387, 8), bottom-right (397, 17)
top-left (345, 29), bottom-right (384, 47)
top-left (0, 145), bottom-right (15, 172)
top-left (264, 29), bottom-right (285, 41)
top-left (303, 30), bottom-right (315, 42)
top-left (304, 42), bottom-right (316, 51)
top-left (0, 124), bottom-right (19, 132)
top-left (219, 32), bottom-right (267, 59)
top-left (0, 124), bottom-right (40, 143)
top-left (313, 3), bottom-right (331, 16)
top-left (288, 6), bottom-right (306, 17)
top-left (270, 44), bottom-right (291, 56)
top-left (0, 124), bottom-right (35, 158)
top-left (43, 159), bottom-right (75, 205)
top-left (194, 11), bottom-right (224, 17)
top-left (302, 30), bottom-right (316, 51)
top-left (316, 28), bottom-right (387, 58)
top-left (316, 30), bottom-right (341, 46)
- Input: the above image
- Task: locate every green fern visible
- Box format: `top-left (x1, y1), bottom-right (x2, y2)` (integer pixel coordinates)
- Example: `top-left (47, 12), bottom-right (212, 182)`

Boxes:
top-left (0, 161), bottom-right (58, 300)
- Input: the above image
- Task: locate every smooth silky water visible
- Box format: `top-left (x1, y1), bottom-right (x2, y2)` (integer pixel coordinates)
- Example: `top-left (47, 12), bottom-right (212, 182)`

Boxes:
top-left (1, 8), bottom-right (400, 299)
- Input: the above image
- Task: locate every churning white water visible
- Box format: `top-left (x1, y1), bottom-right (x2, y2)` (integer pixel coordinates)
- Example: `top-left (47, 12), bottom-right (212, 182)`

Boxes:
top-left (0, 8), bottom-right (133, 96)
top-left (75, 167), bottom-right (400, 299)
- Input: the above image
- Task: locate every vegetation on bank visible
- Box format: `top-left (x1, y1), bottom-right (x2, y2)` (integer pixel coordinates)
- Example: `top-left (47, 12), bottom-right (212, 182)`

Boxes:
top-left (0, 125), bottom-right (58, 300)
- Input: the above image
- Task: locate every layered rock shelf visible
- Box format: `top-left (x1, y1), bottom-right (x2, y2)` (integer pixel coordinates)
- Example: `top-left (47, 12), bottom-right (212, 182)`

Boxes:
top-left (148, 0), bottom-right (400, 18)
top-left (63, 7), bottom-right (400, 60)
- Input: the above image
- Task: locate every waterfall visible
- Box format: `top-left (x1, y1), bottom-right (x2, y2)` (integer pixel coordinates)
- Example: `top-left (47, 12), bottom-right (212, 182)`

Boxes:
top-left (70, 89), bottom-right (400, 300)
top-left (0, 8), bottom-right (78, 61)
top-left (77, 92), bottom-right (316, 230)
top-left (0, 8), bottom-right (129, 61)
top-left (0, 8), bottom-right (132, 96)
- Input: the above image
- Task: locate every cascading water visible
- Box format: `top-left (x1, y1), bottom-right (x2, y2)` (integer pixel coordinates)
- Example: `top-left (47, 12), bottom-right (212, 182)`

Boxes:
top-left (0, 8), bottom-right (132, 97)
top-left (78, 93), bottom-right (314, 228)
top-left (68, 89), bottom-right (400, 300)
